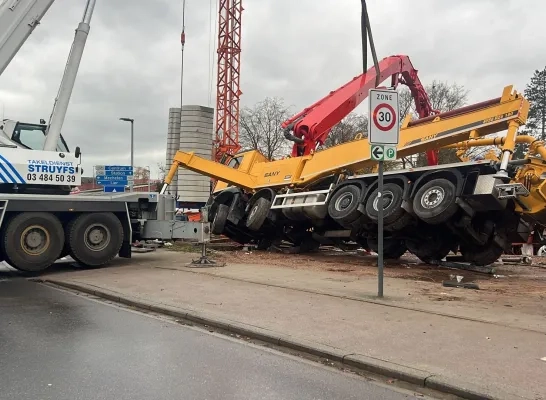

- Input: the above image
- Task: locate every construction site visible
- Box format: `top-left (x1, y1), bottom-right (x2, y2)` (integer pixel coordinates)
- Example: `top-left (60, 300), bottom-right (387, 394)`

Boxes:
top-left (1, 1), bottom-right (545, 400)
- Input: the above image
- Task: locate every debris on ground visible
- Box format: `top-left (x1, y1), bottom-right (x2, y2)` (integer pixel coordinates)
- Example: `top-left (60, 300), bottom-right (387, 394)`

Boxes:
top-left (442, 280), bottom-right (480, 290)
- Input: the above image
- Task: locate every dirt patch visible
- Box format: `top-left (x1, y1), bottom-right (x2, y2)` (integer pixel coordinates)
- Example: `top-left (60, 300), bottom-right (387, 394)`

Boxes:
top-left (166, 242), bottom-right (202, 253)
top-left (215, 248), bottom-right (546, 310)
top-left (215, 249), bottom-right (410, 277)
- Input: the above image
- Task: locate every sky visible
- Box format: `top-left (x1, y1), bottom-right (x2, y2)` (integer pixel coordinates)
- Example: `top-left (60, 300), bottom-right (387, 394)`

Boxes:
top-left (1, 0), bottom-right (544, 178)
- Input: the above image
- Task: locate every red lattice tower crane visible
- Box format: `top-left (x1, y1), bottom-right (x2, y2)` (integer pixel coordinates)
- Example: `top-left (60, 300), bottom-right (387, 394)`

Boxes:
top-left (214, 0), bottom-right (243, 162)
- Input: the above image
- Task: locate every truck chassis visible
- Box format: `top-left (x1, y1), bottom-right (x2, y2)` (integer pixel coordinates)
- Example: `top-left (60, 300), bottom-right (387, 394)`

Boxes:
top-left (207, 160), bottom-right (532, 266)
top-left (0, 191), bottom-right (209, 272)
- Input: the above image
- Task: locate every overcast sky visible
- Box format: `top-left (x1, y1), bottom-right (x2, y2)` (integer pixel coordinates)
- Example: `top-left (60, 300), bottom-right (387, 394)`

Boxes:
top-left (1, 0), bottom-right (544, 178)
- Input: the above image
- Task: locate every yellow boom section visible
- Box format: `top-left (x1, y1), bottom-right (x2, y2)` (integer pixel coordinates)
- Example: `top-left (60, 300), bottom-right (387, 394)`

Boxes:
top-left (163, 85), bottom-right (529, 193)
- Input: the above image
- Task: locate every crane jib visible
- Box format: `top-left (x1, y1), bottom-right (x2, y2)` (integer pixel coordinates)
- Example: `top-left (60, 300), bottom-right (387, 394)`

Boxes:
top-left (401, 110), bottom-right (519, 148)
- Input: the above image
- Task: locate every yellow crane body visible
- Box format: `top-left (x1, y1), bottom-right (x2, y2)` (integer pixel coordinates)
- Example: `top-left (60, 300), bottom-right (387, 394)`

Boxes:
top-left (162, 85), bottom-right (546, 266)
top-left (165, 85), bottom-right (528, 190)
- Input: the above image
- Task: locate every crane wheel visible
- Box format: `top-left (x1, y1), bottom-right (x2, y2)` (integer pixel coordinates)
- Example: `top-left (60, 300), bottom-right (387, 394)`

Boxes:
top-left (246, 197), bottom-right (271, 231)
top-left (211, 204), bottom-right (229, 235)
top-left (1, 212), bottom-right (64, 273)
top-left (365, 183), bottom-right (406, 226)
top-left (406, 236), bottom-right (452, 264)
top-left (67, 212), bottom-right (123, 268)
top-left (460, 239), bottom-right (503, 266)
top-left (366, 237), bottom-right (407, 259)
top-left (412, 178), bottom-right (458, 225)
top-left (327, 185), bottom-right (362, 225)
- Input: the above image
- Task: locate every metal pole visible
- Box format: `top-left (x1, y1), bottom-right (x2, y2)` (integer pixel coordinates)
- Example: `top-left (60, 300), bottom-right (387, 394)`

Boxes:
top-left (181, 0), bottom-right (186, 109)
top-left (130, 120), bottom-right (134, 192)
top-left (363, 4), bottom-right (380, 87)
top-left (377, 160), bottom-right (384, 297)
top-left (361, 0), bottom-right (367, 74)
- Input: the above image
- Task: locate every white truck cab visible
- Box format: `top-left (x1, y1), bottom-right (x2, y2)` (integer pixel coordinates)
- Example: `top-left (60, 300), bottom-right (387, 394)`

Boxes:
top-left (0, 118), bottom-right (70, 152)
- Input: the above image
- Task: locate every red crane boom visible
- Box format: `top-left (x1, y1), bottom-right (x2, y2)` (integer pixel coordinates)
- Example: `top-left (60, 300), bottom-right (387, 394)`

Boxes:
top-left (281, 55), bottom-right (440, 164)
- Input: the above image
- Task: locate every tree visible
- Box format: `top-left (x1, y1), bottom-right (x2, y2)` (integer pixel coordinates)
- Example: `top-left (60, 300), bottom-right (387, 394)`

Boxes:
top-left (399, 80), bottom-right (469, 167)
top-left (524, 67), bottom-right (546, 139)
top-left (239, 97), bottom-right (293, 160)
top-left (133, 166), bottom-right (150, 180)
top-left (398, 80), bottom-right (468, 122)
top-left (157, 162), bottom-right (168, 181)
top-left (322, 113), bottom-right (368, 148)
top-left (427, 80), bottom-right (468, 112)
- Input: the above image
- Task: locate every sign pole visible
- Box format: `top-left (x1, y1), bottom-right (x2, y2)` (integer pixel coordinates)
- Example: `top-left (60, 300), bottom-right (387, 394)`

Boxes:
top-left (369, 87), bottom-right (400, 299)
top-left (377, 159), bottom-right (384, 297)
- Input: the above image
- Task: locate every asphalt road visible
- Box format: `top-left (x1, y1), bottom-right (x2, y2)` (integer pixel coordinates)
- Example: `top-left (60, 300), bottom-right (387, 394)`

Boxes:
top-left (0, 279), bottom-right (428, 400)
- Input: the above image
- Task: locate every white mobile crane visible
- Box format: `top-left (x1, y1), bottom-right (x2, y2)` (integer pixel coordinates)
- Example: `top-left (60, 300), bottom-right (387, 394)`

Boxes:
top-left (0, 0), bottom-right (209, 273)
top-left (0, 0), bottom-right (84, 194)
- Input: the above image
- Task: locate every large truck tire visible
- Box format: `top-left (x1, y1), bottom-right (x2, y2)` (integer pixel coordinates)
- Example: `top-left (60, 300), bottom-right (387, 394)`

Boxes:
top-left (365, 183), bottom-right (407, 226)
top-left (460, 240), bottom-right (503, 266)
top-left (246, 197), bottom-right (271, 231)
top-left (1, 212), bottom-right (64, 272)
top-left (211, 204), bottom-right (229, 235)
top-left (412, 178), bottom-right (459, 225)
top-left (367, 237), bottom-right (407, 259)
top-left (67, 212), bottom-right (123, 268)
top-left (406, 236), bottom-right (452, 264)
top-left (327, 185), bottom-right (362, 225)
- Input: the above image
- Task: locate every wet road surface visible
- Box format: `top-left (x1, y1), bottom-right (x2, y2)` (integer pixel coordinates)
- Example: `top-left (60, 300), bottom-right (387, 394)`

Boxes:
top-left (0, 279), bottom-right (429, 400)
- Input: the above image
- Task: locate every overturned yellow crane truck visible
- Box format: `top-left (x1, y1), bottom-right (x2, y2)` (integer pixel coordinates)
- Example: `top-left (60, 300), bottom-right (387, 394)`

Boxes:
top-left (162, 85), bottom-right (546, 266)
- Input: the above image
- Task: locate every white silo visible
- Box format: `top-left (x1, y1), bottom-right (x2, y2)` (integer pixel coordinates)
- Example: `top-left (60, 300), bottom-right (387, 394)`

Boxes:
top-left (165, 107), bottom-right (181, 194)
top-left (177, 105), bottom-right (214, 203)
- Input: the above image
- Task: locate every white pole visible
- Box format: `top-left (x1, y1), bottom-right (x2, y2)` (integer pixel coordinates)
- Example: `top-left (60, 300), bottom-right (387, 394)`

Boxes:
top-left (181, 0), bottom-right (186, 109)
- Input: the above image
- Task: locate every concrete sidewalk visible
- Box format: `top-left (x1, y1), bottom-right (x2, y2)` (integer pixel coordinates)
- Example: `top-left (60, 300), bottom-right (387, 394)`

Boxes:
top-left (42, 251), bottom-right (546, 400)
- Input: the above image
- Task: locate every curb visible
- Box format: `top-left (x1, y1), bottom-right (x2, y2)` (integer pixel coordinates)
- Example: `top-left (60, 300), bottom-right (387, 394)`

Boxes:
top-left (40, 278), bottom-right (527, 400)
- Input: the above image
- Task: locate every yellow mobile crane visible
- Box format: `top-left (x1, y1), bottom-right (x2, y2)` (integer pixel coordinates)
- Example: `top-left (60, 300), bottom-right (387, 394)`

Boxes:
top-left (161, 83), bottom-right (546, 266)
top-left (160, 0), bottom-right (544, 266)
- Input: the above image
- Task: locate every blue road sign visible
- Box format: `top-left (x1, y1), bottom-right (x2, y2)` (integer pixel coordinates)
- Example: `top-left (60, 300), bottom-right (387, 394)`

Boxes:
top-left (105, 170), bottom-right (133, 177)
top-left (103, 186), bottom-right (125, 193)
top-left (104, 166), bottom-right (133, 177)
top-left (96, 177), bottom-right (129, 186)
top-left (105, 165), bottom-right (133, 172)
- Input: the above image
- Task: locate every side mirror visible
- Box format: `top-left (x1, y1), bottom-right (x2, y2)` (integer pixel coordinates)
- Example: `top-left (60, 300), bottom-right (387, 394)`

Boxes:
top-left (74, 146), bottom-right (81, 158)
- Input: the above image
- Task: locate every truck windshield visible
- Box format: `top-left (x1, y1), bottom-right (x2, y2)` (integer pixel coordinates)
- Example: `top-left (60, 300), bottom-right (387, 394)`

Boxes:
top-left (227, 156), bottom-right (241, 169)
top-left (11, 123), bottom-right (70, 152)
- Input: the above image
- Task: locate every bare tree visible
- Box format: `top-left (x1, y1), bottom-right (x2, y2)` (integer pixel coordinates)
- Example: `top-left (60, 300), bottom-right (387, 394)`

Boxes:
top-left (398, 88), bottom-right (415, 121)
top-left (399, 80), bottom-right (469, 167)
top-left (239, 97), bottom-right (293, 160)
top-left (133, 166), bottom-right (150, 180)
top-left (427, 80), bottom-right (468, 112)
top-left (157, 162), bottom-right (168, 181)
top-left (322, 113), bottom-right (368, 148)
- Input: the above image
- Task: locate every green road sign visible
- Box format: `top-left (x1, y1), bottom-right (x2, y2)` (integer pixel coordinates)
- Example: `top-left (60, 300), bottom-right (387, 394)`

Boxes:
top-left (371, 144), bottom-right (397, 161)
top-left (371, 145), bottom-right (384, 161)
top-left (384, 145), bottom-right (397, 161)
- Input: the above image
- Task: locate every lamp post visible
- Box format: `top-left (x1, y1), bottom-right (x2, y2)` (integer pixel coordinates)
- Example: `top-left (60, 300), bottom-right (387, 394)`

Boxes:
top-left (119, 117), bottom-right (134, 192)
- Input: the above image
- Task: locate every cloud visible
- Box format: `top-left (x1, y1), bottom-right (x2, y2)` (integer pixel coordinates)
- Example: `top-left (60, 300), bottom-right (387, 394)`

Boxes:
top-left (1, 0), bottom-right (544, 178)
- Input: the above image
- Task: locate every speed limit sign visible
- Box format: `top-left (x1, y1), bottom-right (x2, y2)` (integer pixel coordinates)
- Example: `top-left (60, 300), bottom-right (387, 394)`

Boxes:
top-left (369, 88), bottom-right (400, 145)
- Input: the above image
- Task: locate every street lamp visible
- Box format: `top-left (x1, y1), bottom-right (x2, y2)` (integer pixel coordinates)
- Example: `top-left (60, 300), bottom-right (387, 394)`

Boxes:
top-left (119, 117), bottom-right (134, 192)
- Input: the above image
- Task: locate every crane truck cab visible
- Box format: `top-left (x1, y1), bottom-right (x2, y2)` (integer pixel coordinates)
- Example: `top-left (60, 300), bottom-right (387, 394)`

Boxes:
top-left (0, 118), bottom-right (81, 195)
top-left (212, 150), bottom-right (269, 194)
top-left (0, 119), bottom-right (71, 153)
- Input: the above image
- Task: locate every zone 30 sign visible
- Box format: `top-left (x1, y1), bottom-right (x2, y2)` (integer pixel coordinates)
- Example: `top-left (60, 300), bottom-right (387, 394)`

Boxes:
top-left (368, 88), bottom-right (400, 145)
